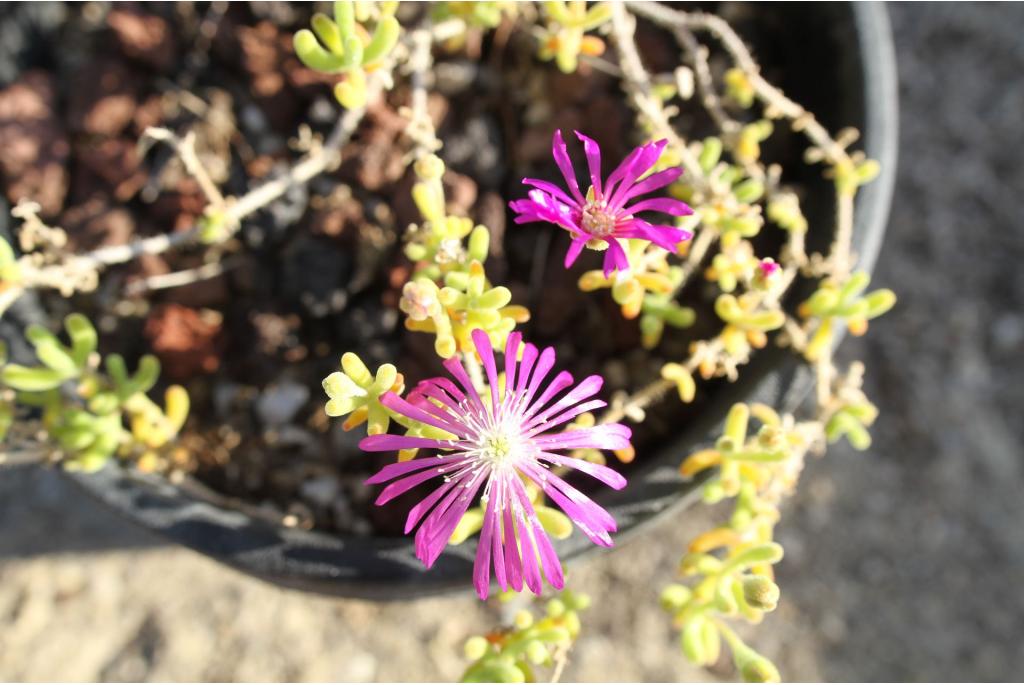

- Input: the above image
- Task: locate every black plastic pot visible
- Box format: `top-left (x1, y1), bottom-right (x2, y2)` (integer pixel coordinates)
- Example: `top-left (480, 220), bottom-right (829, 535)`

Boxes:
top-left (16, 3), bottom-right (896, 600)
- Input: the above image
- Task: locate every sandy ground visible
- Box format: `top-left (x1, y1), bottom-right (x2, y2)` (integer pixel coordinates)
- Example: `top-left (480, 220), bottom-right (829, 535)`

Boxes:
top-left (2, 4), bottom-right (1023, 682)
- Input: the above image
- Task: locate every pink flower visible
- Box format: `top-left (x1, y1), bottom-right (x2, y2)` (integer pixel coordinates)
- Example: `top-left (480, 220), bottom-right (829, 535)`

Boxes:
top-left (758, 258), bottom-right (780, 278)
top-left (361, 329), bottom-right (630, 599)
top-left (509, 130), bottom-right (694, 277)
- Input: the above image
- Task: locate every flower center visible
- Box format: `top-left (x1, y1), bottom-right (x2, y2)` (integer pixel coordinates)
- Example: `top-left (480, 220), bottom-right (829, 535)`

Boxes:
top-left (482, 434), bottom-right (512, 461)
top-left (581, 202), bottom-right (617, 238)
top-left (473, 418), bottom-right (526, 470)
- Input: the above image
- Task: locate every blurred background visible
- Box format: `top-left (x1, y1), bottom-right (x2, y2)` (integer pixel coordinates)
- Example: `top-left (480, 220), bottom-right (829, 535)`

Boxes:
top-left (2, 2), bottom-right (1023, 681)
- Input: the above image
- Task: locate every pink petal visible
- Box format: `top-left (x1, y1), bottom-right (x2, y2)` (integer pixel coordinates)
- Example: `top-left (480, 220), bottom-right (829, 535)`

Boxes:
top-left (524, 398), bottom-right (607, 436)
top-left (525, 374), bottom-right (604, 426)
top-left (402, 477), bottom-right (459, 529)
top-left (416, 470), bottom-right (484, 568)
top-left (503, 332), bottom-right (522, 406)
top-left (518, 462), bottom-right (616, 546)
top-left (538, 451), bottom-right (628, 489)
top-left (621, 196), bottom-right (693, 216)
top-left (515, 506), bottom-right (544, 595)
top-left (502, 493), bottom-right (524, 592)
top-left (602, 239), bottom-right (631, 278)
top-left (533, 423), bottom-right (632, 451)
top-left (514, 343), bottom-right (540, 396)
top-left (563, 236), bottom-right (588, 268)
top-left (603, 144), bottom-right (644, 200)
top-left (521, 346), bottom-right (557, 410)
top-left (379, 392), bottom-right (463, 436)
top-left (617, 220), bottom-right (690, 252)
top-left (574, 131), bottom-right (603, 199)
top-left (522, 177), bottom-right (579, 208)
top-left (376, 462), bottom-right (461, 507)
top-left (525, 370), bottom-right (575, 420)
top-left (607, 139), bottom-right (668, 206)
top-left (364, 454), bottom-right (467, 485)
top-left (471, 329), bottom-right (501, 414)
top-left (552, 130), bottom-right (584, 204)
top-left (508, 476), bottom-right (564, 590)
top-left (473, 484), bottom-right (500, 599)
top-left (443, 356), bottom-right (487, 416)
top-left (615, 167), bottom-right (682, 207)
top-left (360, 433), bottom-right (458, 455)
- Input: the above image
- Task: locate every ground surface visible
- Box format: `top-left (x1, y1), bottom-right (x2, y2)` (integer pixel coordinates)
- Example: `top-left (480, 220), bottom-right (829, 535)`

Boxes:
top-left (2, 3), bottom-right (1023, 682)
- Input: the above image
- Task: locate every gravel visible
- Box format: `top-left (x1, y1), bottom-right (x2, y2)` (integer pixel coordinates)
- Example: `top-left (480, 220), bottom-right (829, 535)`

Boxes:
top-left (1, 4), bottom-right (1022, 681)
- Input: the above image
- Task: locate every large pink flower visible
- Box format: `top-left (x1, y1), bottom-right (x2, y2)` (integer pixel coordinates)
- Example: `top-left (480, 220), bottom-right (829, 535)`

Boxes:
top-left (509, 130), bottom-right (694, 277)
top-left (361, 329), bottom-right (630, 599)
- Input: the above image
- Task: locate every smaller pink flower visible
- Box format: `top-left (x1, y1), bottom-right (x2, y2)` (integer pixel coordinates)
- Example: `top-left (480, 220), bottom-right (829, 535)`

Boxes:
top-left (758, 258), bottom-right (780, 278)
top-left (361, 329), bottom-right (630, 599)
top-left (510, 130), bottom-right (694, 277)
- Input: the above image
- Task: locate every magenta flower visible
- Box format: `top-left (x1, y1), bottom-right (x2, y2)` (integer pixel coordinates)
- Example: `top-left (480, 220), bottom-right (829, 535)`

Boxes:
top-left (510, 130), bottom-right (694, 277)
top-left (360, 329), bottom-right (630, 599)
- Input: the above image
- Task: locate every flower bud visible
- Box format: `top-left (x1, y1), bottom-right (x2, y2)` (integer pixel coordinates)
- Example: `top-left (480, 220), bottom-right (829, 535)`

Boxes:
top-left (513, 609), bottom-right (534, 630)
top-left (414, 154), bottom-right (446, 181)
top-left (463, 636), bottom-right (489, 661)
top-left (659, 583), bottom-right (692, 612)
top-left (739, 655), bottom-right (781, 683)
top-left (742, 575), bottom-right (780, 611)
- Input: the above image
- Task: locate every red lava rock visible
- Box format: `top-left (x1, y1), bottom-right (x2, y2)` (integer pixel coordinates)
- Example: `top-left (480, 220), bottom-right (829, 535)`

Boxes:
top-left (107, 7), bottom-right (178, 72)
top-left (236, 21), bottom-right (298, 130)
top-left (0, 71), bottom-right (70, 217)
top-left (475, 191), bottom-right (507, 256)
top-left (147, 180), bottom-right (207, 233)
top-left (73, 138), bottom-right (147, 202)
top-left (310, 190), bottom-right (365, 238)
top-left (443, 169), bottom-right (477, 216)
top-left (339, 102), bottom-right (408, 191)
top-left (60, 199), bottom-right (136, 251)
top-left (133, 94), bottom-right (165, 136)
top-left (284, 55), bottom-right (339, 95)
top-left (67, 59), bottom-right (141, 137)
top-left (427, 92), bottom-right (449, 130)
top-left (144, 304), bottom-right (223, 380)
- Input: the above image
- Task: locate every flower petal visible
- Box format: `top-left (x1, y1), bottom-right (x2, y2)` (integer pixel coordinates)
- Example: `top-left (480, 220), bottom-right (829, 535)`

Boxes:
top-left (616, 167), bottom-right (682, 206)
top-left (552, 130), bottom-right (584, 203)
top-left (533, 423), bottom-right (632, 451)
top-left (364, 454), bottom-right (467, 485)
top-left (525, 374), bottom-right (603, 427)
top-left (402, 476), bottom-right (458, 529)
top-left (376, 462), bottom-right (462, 508)
top-left (361, 433), bottom-right (459, 455)
top-left (522, 177), bottom-right (579, 208)
top-left (524, 398), bottom-right (607, 436)
top-left (561, 236), bottom-right (588, 270)
top-left (521, 346), bottom-right (557, 411)
top-left (503, 332), bottom-right (522, 407)
top-left (379, 392), bottom-right (463, 436)
top-left (443, 356), bottom-right (487, 416)
top-left (574, 131), bottom-right (603, 198)
top-left (474, 482), bottom-right (501, 599)
top-left (501, 485), bottom-right (524, 592)
top-left (416, 469), bottom-right (485, 568)
top-left (602, 239), bottom-right (630, 278)
top-left (471, 329), bottom-right (501, 414)
top-left (518, 462), bottom-right (617, 546)
top-left (539, 451), bottom-right (628, 489)
top-left (621, 196), bottom-right (693, 217)
top-left (607, 139), bottom-right (668, 206)
top-left (508, 476), bottom-right (564, 590)
top-left (525, 370), bottom-right (575, 421)
top-left (619, 219), bottom-right (692, 251)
